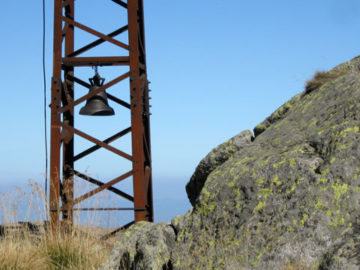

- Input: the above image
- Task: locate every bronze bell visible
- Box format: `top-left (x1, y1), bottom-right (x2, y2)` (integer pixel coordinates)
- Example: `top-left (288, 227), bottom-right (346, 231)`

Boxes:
top-left (79, 71), bottom-right (115, 116)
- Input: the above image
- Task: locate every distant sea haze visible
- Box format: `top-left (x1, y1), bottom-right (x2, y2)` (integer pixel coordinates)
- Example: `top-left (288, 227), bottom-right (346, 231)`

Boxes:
top-left (0, 177), bottom-right (191, 227)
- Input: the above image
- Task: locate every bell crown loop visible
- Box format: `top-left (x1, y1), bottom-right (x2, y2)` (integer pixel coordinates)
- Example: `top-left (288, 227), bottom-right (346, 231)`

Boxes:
top-left (89, 72), bottom-right (105, 87)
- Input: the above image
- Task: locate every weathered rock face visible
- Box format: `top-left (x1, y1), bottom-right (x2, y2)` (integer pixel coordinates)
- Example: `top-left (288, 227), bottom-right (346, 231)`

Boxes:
top-left (99, 222), bottom-right (175, 270)
top-left (186, 130), bottom-right (253, 206)
top-left (100, 56), bottom-right (360, 270)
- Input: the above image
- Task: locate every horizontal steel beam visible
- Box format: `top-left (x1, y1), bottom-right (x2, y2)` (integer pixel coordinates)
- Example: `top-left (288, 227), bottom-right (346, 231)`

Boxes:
top-left (62, 56), bottom-right (130, 67)
top-left (72, 208), bottom-right (145, 211)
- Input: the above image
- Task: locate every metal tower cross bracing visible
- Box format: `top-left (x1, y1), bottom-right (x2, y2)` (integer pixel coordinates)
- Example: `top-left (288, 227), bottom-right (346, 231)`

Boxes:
top-left (50, 0), bottom-right (153, 234)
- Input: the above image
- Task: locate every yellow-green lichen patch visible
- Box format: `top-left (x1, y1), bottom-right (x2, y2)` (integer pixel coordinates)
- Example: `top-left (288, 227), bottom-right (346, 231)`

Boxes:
top-left (235, 187), bottom-right (242, 197)
top-left (300, 213), bottom-right (309, 226)
top-left (255, 156), bottom-right (272, 170)
top-left (272, 101), bottom-right (291, 119)
top-left (289, 158), bottom-right (296, 168)
top-left (125, 230), bottom-right (132, 238)
top-left (339, 126), bottom-right (360, 137)
top-left (329, 210), bottom-right (347, 227)
top-left (273, 158), bottom-right (287, 169)
top-left (200, 186), bottom-right (211, 203)
top-left (314, 198), bottom-right (326, 210)
top-left (271, 175), bottom-right (282, 186)
top-left (286, 183), bottom-right (297, 194)
top-left (254, 122), bottom-right (266, 133)
top-left (331, 182), bottom-right (349, 206)
top-left (227, 181), bottom-right (235, 188)
top-left (309, 118), bottom-right (317, 128)
top-left (258, 188), bottom-right (273, 200)
top-left (172, 215), bottom-right (181, 228)
top-left (208, 203), bottom-right (216, 212)
top-left (197, 203), bottom-right (214, 217)
top-left (254, 201), bottom-right (267, 212)
top-left (301, 98), bottom-right (314, 113)
top-left (234, 155), bottom-right (256, 167)
top-left (255, 177), bottom-right (265, 186)
top-left (236, 202), bottom-right (242, 210)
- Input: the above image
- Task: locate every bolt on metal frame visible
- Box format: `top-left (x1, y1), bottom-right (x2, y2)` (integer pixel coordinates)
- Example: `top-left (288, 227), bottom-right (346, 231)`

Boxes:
top-left (50, 0), bottom-right (153, 234)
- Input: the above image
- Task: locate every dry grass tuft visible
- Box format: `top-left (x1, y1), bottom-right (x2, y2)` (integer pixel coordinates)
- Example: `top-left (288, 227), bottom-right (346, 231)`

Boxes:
top-left (304, 70), bottom-right (347, 95)
top-left (0, 182), bottom-right (116, 270)
top-left (280, 264), bottom-right (318, 270)
top-left (0, 225), bottom-right (113, 270)
top-left (0, 236), bottom-right (48, 270)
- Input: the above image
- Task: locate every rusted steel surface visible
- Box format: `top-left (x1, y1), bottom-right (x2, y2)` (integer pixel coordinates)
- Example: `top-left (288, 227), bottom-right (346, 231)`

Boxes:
top-left (61, 123), bottom-right (133, 161)
top-left (66, 74), bottom-right (90, 88)
top-left (49, 0), bottom-right (64, 233)
top-left (72, 208), bottom-right (144, 211)
top-left (128, 0), bottom-right (154, 222)
top-left (73, 127), bottom-right (131, 161)
top-left (60, 170), bottom-right (133, 211)
top-left (50, 0), bottom-right (154, 234)
top-left (62, 56), bottom-right (130, 66)
top-left (73, 170), bottom-right (134, 201)
top-left (61, 0), bottom-right (75, 231)
top-left (128, 0), bottom-right (146, 222)
top-left (107, 94), bottom-right (131, 109)
top-left (69, 25), bottom-right (129, 57)
top-left (111, 0), bottom-right (128, 9)
top-left (61, 17), bottom-right (129, 50)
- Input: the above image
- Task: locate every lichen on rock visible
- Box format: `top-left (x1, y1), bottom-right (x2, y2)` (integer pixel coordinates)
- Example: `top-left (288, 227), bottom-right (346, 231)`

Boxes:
top-left (99, 222), bottom-right (175, 270)
top-left (186, 129), bottom-right (253, 206)
top-left (100, 56), bottom-right (360, 270)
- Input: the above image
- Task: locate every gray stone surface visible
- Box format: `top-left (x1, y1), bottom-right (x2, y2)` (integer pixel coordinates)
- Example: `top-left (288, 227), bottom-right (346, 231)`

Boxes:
top-left (186, 130), bottom-right (253, 206)
top-left (99, 222), bottom-right (175, 270)
top-left (100, 56), bottom-right (360, 269)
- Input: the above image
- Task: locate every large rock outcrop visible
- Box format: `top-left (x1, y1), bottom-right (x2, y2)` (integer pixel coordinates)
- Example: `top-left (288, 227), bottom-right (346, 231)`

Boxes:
top-left (186, 130), bottom-right (253, 206)
top-left (100, 56), bottom-right (360, 269)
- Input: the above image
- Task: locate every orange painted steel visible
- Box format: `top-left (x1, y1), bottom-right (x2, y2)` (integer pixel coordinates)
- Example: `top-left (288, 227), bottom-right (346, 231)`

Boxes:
top-left (50, 0), bottom-right (153, 234)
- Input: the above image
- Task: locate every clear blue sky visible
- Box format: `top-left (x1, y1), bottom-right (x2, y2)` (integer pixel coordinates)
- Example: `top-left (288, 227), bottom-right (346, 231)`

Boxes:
top-left (1, 0), bottom-right (360, 222)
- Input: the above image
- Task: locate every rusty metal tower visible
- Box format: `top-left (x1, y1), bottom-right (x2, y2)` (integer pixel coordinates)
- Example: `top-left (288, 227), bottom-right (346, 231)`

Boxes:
top-left (50, 0), bottom-right (153, 234)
